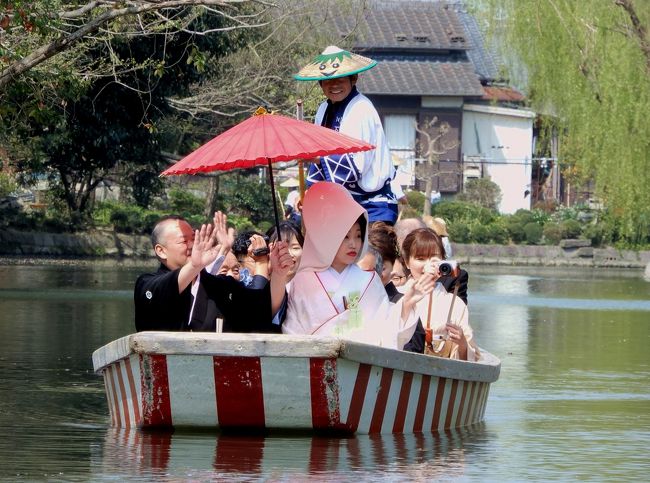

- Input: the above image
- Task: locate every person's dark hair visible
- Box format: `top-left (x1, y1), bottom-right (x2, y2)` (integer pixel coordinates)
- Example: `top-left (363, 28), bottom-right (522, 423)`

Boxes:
top-left (401, 228), bottom-right (446, 262)
top-left (368, 222), bottom-right (399, 264)
top-left (232, 230), bottom-right (263, 256)
top-left (355, 214), bottom-right (367, 243)
top-left (151, 215), bottom-right (188, 248)
top-left (266, 221), bottom-right (304, 247)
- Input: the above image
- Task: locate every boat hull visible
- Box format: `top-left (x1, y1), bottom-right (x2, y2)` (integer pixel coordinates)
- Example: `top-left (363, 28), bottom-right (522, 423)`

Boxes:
top-left (93, 332), bottom-right (500, 434)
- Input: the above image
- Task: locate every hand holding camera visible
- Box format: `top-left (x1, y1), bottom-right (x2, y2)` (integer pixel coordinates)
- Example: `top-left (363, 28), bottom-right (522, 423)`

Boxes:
top-left (423, 259), bottom-right (460, 278)
top-left (247, 235), bottom-right (270, 259)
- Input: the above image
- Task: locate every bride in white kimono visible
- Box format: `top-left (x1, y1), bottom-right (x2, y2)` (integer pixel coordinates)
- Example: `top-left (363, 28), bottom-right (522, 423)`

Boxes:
top-left (281, 182), bottom-right (434, 349)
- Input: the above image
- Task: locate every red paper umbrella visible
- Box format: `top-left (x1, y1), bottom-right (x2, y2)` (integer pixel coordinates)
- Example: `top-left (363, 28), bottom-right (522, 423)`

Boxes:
top-left (161, 108), bottom-right (375, 239)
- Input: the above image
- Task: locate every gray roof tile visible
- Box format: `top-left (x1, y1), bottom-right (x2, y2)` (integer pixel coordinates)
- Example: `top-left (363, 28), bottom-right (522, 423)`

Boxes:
top-left (358, 60), bottom-right (484, 96)
top-left (337, 1), bottom-right (471, 51)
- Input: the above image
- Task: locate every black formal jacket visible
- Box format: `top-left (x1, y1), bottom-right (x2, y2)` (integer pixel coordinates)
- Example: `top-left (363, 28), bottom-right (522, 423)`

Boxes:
top-left (134, 264), bottom-right (277, 333)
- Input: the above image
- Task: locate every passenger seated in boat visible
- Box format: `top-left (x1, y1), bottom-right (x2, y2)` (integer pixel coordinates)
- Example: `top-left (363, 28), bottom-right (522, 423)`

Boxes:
top-left (232, 231), bottom-right (270, 287)
top-left (280, 182), bottom-right (434, 349)
top-left (357, 222), bottom-right (401, 302)
top-left (401, 228), bottom-right (479, 361)
top-left (266, 221), bottom-right (304, 283)
top-left (134, 212), bottom-right (293, 333)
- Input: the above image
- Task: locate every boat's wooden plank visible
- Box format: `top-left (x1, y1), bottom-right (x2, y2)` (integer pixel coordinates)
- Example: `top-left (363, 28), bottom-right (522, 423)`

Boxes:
top-left (260, 356), bottom-right (313, 429)
top-left (166, 355), bottom-right (217, 427)
top-left (339, 340), bottom-right (500, 383)
top-left (93, 332), bottom-right (344, 372)
top-left (93, 333), bottom-right (500, 385)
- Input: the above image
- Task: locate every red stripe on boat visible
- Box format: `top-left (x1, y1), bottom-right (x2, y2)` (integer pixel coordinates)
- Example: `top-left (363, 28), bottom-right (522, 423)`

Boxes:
top-left (444, 379), bottom-right (459, 429)
top-left (107, 366), bottom-right (122, 427)
top-left (124, 356), bottom-right (141, 426)
top-left (430, 377), bottom-right (447, 431)
top-left (413, 375), bottom-right (431, 432)
top-left (141, 354), bottom-right (172, 427)
top-left (345, 363), bottom-right (372, 431)
top-left (369, 368), bottom-right (394, 433)
top-left (392, 372), bottom-right (413, 433)
top-left (214, 356), bottom-right (265, 428)
top-left (115, 361), bottom-right (131, 428)
top-left (309, 358), bottom-right (340, 429)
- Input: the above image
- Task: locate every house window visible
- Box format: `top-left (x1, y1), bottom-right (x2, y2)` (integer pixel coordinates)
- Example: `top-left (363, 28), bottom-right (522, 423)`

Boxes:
top-left (384, 114), bottom-right (416, 187)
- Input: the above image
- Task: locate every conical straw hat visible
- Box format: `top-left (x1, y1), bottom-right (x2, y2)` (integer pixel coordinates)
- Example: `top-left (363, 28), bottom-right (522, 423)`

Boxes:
top-left (295, 45), bottom-right (377, 81)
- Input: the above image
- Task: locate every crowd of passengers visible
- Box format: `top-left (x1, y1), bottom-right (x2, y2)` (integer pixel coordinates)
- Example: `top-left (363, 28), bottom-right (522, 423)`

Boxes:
top-left (134, 181), bottom-right (479, 361)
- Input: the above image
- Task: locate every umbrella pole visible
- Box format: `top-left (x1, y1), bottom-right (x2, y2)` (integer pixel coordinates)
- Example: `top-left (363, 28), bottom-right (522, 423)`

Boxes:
top-left (266, 157), bottom-right (282, 242)
top-left (296, 99), bottom-right (306, 200)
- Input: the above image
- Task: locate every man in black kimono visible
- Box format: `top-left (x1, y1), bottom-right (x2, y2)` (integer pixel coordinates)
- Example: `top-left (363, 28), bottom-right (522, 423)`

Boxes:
top-left (134, 212), bottom-right (291, 333)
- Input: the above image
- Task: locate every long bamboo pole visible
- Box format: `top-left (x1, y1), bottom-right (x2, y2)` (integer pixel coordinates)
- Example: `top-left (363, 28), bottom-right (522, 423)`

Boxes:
top-left (296, 99), bottom-right (306, 200)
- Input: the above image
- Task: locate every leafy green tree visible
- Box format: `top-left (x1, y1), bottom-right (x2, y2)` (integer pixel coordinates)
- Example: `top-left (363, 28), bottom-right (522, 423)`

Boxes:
top-left (478, 0), bottom-right (650, 243)
top-left (1, 4), bottom-right (264, 223)
top-left (456, 178), bottom-right (502, 211)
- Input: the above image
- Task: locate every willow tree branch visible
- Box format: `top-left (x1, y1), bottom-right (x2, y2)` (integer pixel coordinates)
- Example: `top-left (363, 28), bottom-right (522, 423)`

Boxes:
top-left (614, 0), bottom-right (650, 74)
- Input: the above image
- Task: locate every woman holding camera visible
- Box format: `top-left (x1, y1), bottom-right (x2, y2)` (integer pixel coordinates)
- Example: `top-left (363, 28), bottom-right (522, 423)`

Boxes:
top-left (401, 228), bottom-right (479, 361)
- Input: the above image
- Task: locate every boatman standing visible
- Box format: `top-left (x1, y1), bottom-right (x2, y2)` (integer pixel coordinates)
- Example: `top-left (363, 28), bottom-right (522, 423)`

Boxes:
top-left (295, 46), bottom-right (399, 225)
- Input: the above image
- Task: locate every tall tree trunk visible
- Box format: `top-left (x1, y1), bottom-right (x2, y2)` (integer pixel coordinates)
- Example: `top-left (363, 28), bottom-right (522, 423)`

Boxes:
top-left (204, 175), bottom-right (220, 218)
top-left (423, 177), bottom-right (433, 217)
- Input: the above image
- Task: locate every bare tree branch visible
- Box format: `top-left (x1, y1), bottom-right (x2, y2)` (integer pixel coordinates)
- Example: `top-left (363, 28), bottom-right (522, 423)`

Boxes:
top-left (0, 0), bottom-right (273, 90)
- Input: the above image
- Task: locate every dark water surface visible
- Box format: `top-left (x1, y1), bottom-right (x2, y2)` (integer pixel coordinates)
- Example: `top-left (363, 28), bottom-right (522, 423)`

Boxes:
top-left (0, 263), bottom-right (648, 481)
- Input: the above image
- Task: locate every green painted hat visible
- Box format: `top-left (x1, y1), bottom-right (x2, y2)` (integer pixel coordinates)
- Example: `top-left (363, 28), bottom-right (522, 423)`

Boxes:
top-left (294, 45), bottom-right (377, 81)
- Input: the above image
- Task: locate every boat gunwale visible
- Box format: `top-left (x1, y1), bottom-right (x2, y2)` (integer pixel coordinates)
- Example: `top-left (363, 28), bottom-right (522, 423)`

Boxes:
top-left (93, 332), bottom-right (500, 383)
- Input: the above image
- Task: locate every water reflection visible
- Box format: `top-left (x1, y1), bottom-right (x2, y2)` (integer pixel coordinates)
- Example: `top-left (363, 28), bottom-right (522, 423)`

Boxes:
top-left (1, 263), bottom-right (649, 480)
top-left (96, 425), bottom-right (488, 481)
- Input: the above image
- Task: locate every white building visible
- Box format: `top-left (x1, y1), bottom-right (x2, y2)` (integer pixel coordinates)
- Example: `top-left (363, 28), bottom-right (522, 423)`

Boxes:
top-left (462, 104), bottom-right (536, 213)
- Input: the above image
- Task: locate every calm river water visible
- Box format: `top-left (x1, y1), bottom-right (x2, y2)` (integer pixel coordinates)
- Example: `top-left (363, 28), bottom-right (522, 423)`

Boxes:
top-left (0, 262), bottom-right (648, 481)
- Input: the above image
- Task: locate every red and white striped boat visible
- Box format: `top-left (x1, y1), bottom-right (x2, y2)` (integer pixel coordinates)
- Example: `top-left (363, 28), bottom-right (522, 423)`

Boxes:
top-left (92, 332), bottom-right (500, 434)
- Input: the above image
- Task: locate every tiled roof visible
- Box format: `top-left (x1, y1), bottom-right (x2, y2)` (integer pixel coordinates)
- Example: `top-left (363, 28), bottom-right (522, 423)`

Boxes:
top-left (358, 60), bottom-right (484, 96)
top-left (454, 6), bottom-right (501, 81)
top-left (482, 86), bottom-right (525, 102)
top-left (337, 1), bottom-right (470, 51)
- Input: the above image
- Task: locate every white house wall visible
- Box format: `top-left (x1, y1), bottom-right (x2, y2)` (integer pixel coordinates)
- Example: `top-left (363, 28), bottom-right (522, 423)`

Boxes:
top-left (462, 104), bottom-right (535, 214)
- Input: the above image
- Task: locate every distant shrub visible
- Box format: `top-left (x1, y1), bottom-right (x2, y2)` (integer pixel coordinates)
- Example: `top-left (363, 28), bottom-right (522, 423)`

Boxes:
top-left (228, 214), bottom-right (254, 232)
top-left (582, 224), bottom-right (605, 247)
top-left (432, 200), bottom-right (498, 225)
top-left (448, 220), bottom-right (470, 243)
top-left (486, 222), bottom-right (510, 244)
top-left (505, 220), bottom-right (526, 243)
top-left (561, 219), bottom-right (582, 239)
top-left (524, 222), bottom-right (543, 244)
top-left (543, 223), bottom-right (564, 245)
top-left (142, 211), bottom-right (164, 233)
top-left (168, 188), bottom-right (204, 217)
top-left (470, 223), bottom-right (491, 244)
top-left (405, 190), bottom-right (425, 213)
top-left (110, 205), bottom-right (145, 233)
top-left (456, 178), bottom-right (502, 210)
